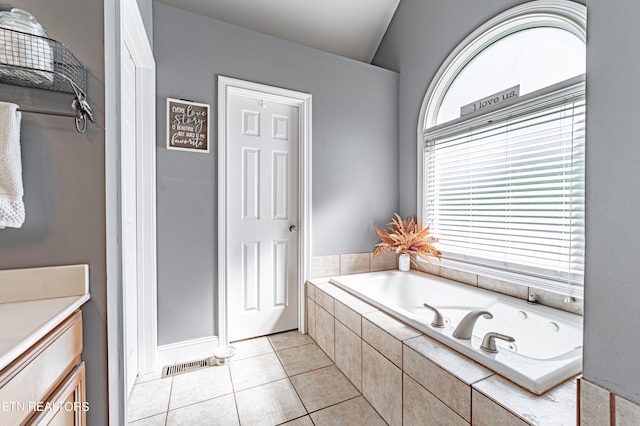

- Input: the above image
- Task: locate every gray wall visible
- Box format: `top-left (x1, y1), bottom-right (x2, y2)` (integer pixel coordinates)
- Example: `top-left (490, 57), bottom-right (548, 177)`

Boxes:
top-left (583, 0), bottom-right (640, 405)
top-left (374, 0), bottom-right (640, 406)
top-left (136, 0), bottom-right (153, 47)
top-left (154, 3), bottom-right (399, 345)
top-left (372, 0), bottom-right (585, 216)
top-left (0, 0), bottom-right (108, 423)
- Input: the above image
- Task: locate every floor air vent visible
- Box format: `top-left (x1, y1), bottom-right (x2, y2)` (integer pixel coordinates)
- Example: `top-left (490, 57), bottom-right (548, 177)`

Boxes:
top-left (161, 357), bottom-right (212, 378)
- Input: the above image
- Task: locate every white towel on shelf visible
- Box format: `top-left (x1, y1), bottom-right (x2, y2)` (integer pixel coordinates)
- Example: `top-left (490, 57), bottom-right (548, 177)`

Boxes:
top-left (0, 101), bottom-right (25, 229)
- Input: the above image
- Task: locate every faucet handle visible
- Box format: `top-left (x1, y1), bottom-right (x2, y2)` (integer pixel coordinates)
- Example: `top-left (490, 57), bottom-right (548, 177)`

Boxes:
top-left (423, 303), bottom-right (445, 328)
top-left (480, 332), bottom-right (515, 353)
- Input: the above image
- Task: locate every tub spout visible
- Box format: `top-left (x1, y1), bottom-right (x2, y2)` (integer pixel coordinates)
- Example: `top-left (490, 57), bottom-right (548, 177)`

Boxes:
top-left (453, 310), bottom-right (493, 340)
top-left (423, 303), bottom-right (445, 328)
top-left (480, 332), bottom-right (515, 353)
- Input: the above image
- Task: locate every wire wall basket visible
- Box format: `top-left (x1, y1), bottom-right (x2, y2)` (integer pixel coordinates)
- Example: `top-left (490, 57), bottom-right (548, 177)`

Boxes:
top-left (0, 27), bottom-right (93, 132)
top-left (0, 27), bottom-right (86, 94)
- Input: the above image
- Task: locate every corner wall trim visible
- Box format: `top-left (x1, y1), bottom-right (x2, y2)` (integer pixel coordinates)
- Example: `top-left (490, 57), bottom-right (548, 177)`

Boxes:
top-left (156, 336), bottom-right (219, 367)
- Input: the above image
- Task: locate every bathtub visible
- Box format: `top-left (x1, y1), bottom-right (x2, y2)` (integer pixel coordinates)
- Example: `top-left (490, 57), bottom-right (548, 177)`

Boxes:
top-left (329, 270), bottom-right (583, 395)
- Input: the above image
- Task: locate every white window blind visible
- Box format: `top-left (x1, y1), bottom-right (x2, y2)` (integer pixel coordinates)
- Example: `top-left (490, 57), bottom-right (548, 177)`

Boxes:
top-left (424, 91), bottom-right (585, 288)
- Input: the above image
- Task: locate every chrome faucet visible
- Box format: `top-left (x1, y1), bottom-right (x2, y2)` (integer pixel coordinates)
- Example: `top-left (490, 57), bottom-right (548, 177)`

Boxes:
top-left (453, 309), bottom-right (493, 340)
top-left (423, 303), bottom-right (445, 328)
top-left (480, 332), bottom-right (515, 353)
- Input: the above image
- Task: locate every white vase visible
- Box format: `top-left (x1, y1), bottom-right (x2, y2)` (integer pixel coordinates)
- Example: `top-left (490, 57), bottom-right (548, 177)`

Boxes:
top-left (398, 253), bottom-right (410, 272)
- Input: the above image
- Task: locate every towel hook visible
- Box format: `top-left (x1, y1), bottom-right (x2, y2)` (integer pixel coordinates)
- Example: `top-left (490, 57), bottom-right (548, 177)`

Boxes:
top-left (60, 74), bottom-right (94, 133)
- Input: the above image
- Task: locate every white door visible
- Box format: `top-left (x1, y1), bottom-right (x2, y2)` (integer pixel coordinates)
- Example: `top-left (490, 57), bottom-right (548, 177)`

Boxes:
top-left (225, 90), bottom-right (300, 342)
top-left (121, 44), bottom-right (138, 396)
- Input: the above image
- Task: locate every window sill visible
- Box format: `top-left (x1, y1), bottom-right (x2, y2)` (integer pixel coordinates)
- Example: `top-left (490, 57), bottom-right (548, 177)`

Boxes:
top-left (414, 257), bottom-right (583, 316)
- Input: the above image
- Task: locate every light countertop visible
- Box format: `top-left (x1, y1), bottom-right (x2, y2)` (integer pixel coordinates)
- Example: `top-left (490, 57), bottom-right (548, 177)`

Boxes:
top-left (0, 265), bottom-right (90, 371)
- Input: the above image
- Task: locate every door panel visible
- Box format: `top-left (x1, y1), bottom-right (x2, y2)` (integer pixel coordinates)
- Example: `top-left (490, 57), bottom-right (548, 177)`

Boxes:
top-left (226, 92), bottom-right (299, 342)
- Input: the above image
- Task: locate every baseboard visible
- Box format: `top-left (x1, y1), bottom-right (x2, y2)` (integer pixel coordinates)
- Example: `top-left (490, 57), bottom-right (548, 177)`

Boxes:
top-left (156, 336), bottom-right (219, 367)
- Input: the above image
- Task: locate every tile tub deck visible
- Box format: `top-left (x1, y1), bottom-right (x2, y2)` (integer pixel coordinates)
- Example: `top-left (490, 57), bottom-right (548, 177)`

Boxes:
top-left (307, 278), bottom-right (578, 426)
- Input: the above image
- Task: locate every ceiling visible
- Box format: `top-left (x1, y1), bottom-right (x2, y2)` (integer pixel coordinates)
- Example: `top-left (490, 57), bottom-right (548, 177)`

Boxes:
top-left (153, 0), bottom-right (401, 63)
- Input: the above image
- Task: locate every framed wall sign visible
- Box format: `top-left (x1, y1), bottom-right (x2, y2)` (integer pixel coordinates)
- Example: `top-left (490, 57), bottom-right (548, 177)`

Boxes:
top-left (167, 98), bottom-right (210, 153)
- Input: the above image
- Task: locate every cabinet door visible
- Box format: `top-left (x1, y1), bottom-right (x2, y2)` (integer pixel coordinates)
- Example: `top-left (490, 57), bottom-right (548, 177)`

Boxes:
top-left (0, 311), bottom-right (83, 425)
top-left (27, 363), bottom-right (86, 426)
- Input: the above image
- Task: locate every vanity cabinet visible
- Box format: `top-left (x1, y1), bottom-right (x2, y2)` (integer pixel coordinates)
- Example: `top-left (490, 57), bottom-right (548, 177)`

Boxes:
top-left (0, 310), bottom-right (85, 425)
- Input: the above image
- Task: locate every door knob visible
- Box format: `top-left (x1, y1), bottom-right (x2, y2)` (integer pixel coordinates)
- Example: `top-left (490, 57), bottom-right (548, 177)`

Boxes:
top-left (289, 225), bottom-right (298, 233)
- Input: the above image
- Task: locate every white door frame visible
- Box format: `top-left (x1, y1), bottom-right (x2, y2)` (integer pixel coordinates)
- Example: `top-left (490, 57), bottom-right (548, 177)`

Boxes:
top-left (217, 76), bottom-right (312, 345)
top-left (121, 0), bottom-right (158, 378)
top-left (106, 0), bottom-right (157, 422)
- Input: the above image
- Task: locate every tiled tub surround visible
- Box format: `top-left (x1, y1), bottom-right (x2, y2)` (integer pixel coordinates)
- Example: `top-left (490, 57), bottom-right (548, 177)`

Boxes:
top-left (306, 279), bottom-right (578, 425)
top-left (578, 378), bottom-right (640, 425)
top-left (329, 271), bottom-right (582, 395)
top-left (310, 253), bottom-right (584, 316)
top-left (310, 252), bottom-right (397, 278)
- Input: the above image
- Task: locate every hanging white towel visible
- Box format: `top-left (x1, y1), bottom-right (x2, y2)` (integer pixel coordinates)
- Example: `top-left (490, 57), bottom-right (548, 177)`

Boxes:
top-left (0, 101), bottom-right (25, 229)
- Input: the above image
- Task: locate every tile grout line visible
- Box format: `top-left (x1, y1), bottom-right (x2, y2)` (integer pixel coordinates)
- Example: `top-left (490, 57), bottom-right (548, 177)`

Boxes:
top-left (275, 413), bottom-right (314, 426)
top-left (162, 366), bottom-right (242, 423)
top-left (227, 360), bottom-right (243, 425)
top-left (232, 361), bottom-right (334, 394)
top-left (269, 335), bottom-right (311, 418)
top-left (360, 341), bottom-right (391, 425)
top-left (401, 344), bottom-right (404, 426)
top-left (286, 359), bottom-right (334, 379)
top-left (269, 333), bottom-right (316, 424)
top-left (132, 331), bottom-right (361, 425)
top-left (305, 394), bottom-right (362, 415)
top-left (362, 319), bottom-right (404, 369)
top-left (404, 343), bottom-right (488, 423)
top-left (160, 391), bottom-right (237, 416)
top-left (274, 332), bottom-right (372, 424)
top-left (126, 375), bottom-right (175, 425)
top-left (145, 331), bottom-right (375, 426)
top-left (327, 289), bottom-right (390, 425)
top-left (360, 314), bottom-right (364, 393)
top-left (307, 297), bottom-right (387, 423)
top-left (164, 376), bottom-right (173, 426)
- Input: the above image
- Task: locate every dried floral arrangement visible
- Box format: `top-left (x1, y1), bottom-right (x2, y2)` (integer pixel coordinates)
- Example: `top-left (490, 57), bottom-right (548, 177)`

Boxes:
top-left (373, 213), bottom-right (441, 266)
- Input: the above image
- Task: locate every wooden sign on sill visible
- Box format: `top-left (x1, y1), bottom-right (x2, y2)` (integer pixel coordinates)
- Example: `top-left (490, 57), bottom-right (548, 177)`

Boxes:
top-left (167, 98), bottom-right (210, 153)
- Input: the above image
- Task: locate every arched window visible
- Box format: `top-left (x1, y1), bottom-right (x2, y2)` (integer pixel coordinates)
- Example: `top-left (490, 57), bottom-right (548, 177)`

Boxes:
top-left (418, 1), bottom-right (586, 297)
top-left (436, 26), bottom-right (585, 124)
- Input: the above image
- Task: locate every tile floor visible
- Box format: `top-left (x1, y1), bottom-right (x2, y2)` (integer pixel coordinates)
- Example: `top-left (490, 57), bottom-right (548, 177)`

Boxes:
top-left (127, 330), bottom-right (387, 425)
